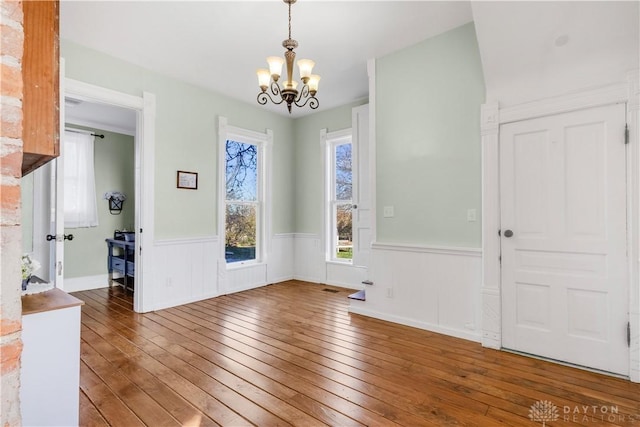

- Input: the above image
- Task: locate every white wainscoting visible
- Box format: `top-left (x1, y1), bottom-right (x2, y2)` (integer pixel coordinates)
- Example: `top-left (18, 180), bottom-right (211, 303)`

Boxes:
top-left (326, 262), bottom-right (367, 290)
top-left (293, 233), bottom-right (365, 289)
top-left (349, 242), bottom-right (482, 342)
top-left (225, 263), bottom-right (268, 294)
top-left (151, 234), bottom-right (297, 309)
top-left (293, 233), bottom-right (325, 283)
top-left (267, 233), bottom-right (295, 284)
top-left (152, 236), bottom-right (219, 311)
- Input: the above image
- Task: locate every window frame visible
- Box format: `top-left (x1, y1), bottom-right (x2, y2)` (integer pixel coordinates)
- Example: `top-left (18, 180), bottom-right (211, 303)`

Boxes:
top-left (323, 128), bottom-right (353, 263)
top-left (218, 117), bottom-right (272, 269)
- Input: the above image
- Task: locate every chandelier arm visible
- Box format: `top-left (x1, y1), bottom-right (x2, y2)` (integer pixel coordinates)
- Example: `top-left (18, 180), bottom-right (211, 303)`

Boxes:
top-left (269, 80), bottom-right (283, 97)
top-left (293, 93), bottom-right (319, 110)
top-left (257, 90), bottom-right (285, 106)
top-left (295, 84), bottom-right (310, 103)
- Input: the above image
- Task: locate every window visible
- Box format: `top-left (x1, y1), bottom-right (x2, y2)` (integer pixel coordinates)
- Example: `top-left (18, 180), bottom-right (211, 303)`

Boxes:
top-left (63, 130), bottom-right (99, 228)
top-left (225, 140), bottom-right (259, 263)
top-left (218, 117), bottom-right (271, 266)
top-left (326, 131), bottom-right (353, 262)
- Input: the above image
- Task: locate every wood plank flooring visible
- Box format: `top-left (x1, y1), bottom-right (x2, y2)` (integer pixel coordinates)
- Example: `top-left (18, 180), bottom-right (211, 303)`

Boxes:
top-left (73, 280), bottom-right (640, 426)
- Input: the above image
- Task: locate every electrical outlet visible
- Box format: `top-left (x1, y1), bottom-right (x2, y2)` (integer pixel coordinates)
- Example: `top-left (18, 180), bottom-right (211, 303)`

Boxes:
top-left (386, 287), bottom-right (394, 298)
top-left (383, 206), bottom-right (394, 218)
top-left (467, 209), bottom-right (477, 222)
top-left (166, 277), bottom-right (172, 287)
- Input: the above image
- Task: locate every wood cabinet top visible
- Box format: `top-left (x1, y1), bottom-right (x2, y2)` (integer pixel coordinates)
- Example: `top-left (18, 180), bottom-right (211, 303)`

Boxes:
top-left (22, 288), bottom-right (84, 316)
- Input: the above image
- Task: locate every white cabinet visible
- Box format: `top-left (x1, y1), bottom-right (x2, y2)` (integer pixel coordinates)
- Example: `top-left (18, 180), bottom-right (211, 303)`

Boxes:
top-left (20, 289), bottom-right (83, 426)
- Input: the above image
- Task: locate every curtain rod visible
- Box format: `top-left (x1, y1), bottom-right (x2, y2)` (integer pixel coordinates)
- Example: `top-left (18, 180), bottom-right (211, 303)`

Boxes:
top-left (65, 128), bottom-right (105, 139)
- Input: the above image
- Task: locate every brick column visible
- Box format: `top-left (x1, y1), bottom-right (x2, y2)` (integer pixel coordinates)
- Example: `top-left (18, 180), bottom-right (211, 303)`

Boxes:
top-left (1, 1), bottom-right (24, 425)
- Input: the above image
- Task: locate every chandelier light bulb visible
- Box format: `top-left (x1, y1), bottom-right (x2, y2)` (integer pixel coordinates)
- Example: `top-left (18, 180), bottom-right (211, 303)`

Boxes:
top-left (267, 56), bottom-right (284, 81)
top-left (296, 59), bottom-right (315, 82)
top-left (282, 80), bottom-right (299, 91)
top-left (308, 74), bottom-right (320, 94)
top-left (256, 68), bottom-right (271, 90)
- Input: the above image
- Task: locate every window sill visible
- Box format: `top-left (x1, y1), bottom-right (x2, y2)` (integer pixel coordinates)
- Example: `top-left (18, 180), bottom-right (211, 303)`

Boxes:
top-left (326, 260), bottom-right (353, 266)
top-left (226, 260), bottom-right (264, 270)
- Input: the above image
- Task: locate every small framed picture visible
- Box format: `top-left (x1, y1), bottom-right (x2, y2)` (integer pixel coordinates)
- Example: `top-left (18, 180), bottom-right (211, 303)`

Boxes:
top-left (177, 170), bottom-right (198, 190)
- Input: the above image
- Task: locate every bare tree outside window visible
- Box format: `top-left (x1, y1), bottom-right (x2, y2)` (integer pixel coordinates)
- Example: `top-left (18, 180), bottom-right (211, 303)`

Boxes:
top-left (225, 140), bottom-right (258, 262)
top-left (334, 143), bottom-right (353, 260)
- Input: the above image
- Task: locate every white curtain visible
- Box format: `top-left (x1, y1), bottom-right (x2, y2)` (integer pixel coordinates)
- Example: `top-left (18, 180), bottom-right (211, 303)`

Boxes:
top-left (64, 131), bottom-right (99, 228)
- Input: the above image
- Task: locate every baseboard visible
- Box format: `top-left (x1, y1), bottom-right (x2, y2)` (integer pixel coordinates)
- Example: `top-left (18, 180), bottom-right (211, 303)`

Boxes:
top-left (63, 274), bottom-right (109, 293)
top-left (348, 305), bottom-right (481, 343)
top-left (293, 274), bottom-right (323, 283)
top-left (153, 292), bottom-right (220, 311)
top-left (268, 274), bottom-right (295, 284)
top-left (225, 281), bottom-right (269, 295)
top-left (322, 279), bottom-right (360, 290)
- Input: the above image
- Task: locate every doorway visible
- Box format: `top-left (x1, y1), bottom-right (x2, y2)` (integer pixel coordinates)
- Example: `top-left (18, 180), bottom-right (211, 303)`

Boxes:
top-left (63, 100), bottom-right (137, 294)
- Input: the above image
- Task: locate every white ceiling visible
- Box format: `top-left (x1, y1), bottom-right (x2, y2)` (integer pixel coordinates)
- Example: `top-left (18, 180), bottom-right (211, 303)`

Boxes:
top-left (472, 1), bottom-right (639, 106)
top-left (64, 98), bottom-right (137, 136)
top-left (60, 0), bottom-right (474, 119)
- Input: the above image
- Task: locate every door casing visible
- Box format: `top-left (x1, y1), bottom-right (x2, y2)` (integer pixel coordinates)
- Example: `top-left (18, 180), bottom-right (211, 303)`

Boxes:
top-left (62, 70), bottom-right (156, 313)
top-left (480, 74), bottom-right (640, 382)
top-left (499, 103), bottom-right (629, 375)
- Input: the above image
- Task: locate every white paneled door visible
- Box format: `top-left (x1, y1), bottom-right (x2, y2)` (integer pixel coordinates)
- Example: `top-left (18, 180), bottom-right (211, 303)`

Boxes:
top-left (500, 103), bottom-right (628, 375)
top-left (352, 104), bottom-right (371, 268)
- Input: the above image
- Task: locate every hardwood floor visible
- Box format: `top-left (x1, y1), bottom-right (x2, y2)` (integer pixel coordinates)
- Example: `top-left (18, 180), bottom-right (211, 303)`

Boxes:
top-left (73, 281), bottom-right (640, 426)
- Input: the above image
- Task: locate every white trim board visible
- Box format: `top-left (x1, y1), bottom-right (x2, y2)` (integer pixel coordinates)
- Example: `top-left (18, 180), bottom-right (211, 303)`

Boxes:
top-left (372, 242), bottom-right (481, 257)
top-left (154, 235), bottom-right (218, 246)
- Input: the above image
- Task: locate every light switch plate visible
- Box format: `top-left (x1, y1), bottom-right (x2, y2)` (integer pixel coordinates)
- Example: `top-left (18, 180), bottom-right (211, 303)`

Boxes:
top-left (467, 208), bottom-right (477, 222)
top-left (383, 206), bottom-right (394, 218)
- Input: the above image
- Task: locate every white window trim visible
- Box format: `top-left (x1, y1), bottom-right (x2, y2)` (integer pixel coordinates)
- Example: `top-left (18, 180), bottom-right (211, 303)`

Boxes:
top-left (217, 117), bottom-right (272, 272)
top-left (321, 127), bottom-right (353, 263)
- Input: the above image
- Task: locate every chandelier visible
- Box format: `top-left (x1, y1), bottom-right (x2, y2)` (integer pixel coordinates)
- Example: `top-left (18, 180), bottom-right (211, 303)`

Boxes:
top-left (256, 0), bottom-right (320, 114)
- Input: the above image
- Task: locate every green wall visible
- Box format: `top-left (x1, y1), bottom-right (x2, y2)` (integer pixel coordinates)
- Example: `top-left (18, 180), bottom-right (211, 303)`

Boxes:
top-left (61, 41), bottom-right (295, 239)
top-left (376, 23), bottom-right (485, 247)
top-left (62, 22), bottom-right (485, 251)
top-left (63, 127), bottom-right (135, 278)
top-left (293, 100), bottom-right (367, 234)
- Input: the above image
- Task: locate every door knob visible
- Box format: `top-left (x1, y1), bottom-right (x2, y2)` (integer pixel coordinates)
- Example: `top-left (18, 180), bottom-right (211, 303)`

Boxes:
top-left (503, 229), bottom-right (514, 238)
top-left (46, 234), bottom-right (74, 241)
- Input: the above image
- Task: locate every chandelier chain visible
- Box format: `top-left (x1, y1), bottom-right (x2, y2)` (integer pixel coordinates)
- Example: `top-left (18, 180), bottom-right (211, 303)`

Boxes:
top-left (288, 1), bottom-right (292, 41)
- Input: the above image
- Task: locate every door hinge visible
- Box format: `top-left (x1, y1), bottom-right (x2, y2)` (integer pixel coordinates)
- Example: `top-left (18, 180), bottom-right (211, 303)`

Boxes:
top-left (499, 255), bottom-right (502, 265)
top-left (498, 229), bottom-right (501, 236)
top-left (628, 322), bottom-right (631, 347)
top-left (625, 124), bottom-right (629, 144)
